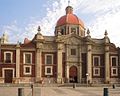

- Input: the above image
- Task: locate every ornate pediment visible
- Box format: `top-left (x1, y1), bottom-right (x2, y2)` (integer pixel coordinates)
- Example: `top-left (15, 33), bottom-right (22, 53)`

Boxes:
top-left (55, 34), bottom-right (85, 45)
top-left (65, 36), bottom-right (81, 45)
top-left (59, 34), bottom-right (83, 45)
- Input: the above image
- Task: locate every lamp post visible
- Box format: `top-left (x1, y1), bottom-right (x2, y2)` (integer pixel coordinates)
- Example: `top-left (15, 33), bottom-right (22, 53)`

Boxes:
top-left (31, 84), bottom-right (34, 96)
top-left (86, 73), bottom-right (89, 87)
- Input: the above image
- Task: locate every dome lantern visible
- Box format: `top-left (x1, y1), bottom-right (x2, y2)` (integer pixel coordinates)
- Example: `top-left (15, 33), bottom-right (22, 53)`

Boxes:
top-left (56, 6), bottom-right (84, 27)
top-left (65, 6), bottom-right (73, 14)
top-left (55, 6), bottom-right (85, 37)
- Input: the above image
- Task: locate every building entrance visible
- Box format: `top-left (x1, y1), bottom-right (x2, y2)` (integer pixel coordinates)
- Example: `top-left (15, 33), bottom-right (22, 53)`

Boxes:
top-left (69, 66), bottom-right (77, 83)
top-left (4, 70), bottom-right (13, 83)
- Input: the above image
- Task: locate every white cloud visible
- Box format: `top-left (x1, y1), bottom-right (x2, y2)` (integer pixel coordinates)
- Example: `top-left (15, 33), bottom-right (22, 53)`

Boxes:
top-left (1, 0), bottom-right (120, 47)
top-left (77, 0), bottom-right (120, 14)
top-left (1, 21), bottom-right (29, 43)
top-left (86, 0), bottom-right (120, 46)
top-left (1, 21), bottom-right (22, 43)
top-left (0, 0), bottom-right (81, 42)
top-left (24, 0), bottom-right (79, 37)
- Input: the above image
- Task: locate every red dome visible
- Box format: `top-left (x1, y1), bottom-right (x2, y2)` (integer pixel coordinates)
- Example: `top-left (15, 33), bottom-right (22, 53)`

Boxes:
top-left (56, 14), bottom-right (84, 27)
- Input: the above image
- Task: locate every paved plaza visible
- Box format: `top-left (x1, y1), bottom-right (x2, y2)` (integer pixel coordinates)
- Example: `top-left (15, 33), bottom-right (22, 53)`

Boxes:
top-left (0, 86), bottom-right (120, 96)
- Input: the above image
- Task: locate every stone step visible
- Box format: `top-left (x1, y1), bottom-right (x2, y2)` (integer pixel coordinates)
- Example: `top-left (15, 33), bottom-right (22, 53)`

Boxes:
top-left (0, 83), bottom-right (120, 87)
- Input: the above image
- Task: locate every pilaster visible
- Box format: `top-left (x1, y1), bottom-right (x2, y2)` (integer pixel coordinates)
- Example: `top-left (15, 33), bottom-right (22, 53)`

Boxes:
top-left (34, 26), bottom-right (44, 83)
top-left (16, 44), bottom-right (20, 83)
top-left (87, 44), bottom-right (92, 83)
top-left (35, 48), bottom-right (42, 82)
top-left (65, 44), bottom-right (70, 83)
top-left (57, 43), bottom-right (63, 83)
top-left (105, 45), bottom-right (110, 83)
top-left (78, 45), bottom-right (82, 83)
top-left (0, 41), bottom-right (1, 62)
top-left (66, 64), bottom-right (69, 83)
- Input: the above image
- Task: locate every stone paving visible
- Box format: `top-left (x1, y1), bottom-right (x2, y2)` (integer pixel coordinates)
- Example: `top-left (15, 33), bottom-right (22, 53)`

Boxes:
top-left (0, 86), bottom-right (120, 96)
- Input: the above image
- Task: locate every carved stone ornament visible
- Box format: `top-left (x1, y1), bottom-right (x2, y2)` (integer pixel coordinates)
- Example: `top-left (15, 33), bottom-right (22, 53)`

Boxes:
top-left (36, 43), bottom-right (43, 49)
top-left (43, 44), bottom-right (55, 50)
top-left (65, 37), bottom-right (80, 45)
top-left (37, 34), bottom-right (44, 40)
top-left (105, 46), bottom-right (109, 52)
top-left (58, 44), bottom-right (63, 50)
top-left (88, 49), bottom-right (91, 52)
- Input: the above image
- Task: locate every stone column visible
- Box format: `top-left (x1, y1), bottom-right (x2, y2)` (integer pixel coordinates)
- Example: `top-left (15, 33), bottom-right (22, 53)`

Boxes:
top-left (87, 44), bottom-right (92, 83)
top-left (65, 44), bottom-right (70, 83)
top-left (77, 65), bottom-right (81, 83)
top-left (0, 41), bottom-right (1, 62)
top-left (66, 64), bottom-right (69, 83)
top-left (16, 44), bottom-right (20, 83)
top-left (35, 48), bottom-right (42, 82)
top-left (78, 45), bottom-right (82, 83)
top-left (57, 43), bottom-right (63, 83)
top-left (105, 45), bottom-right (110, 83)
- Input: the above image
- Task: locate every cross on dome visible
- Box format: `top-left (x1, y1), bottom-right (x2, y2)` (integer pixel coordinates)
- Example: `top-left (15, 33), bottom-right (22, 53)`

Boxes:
top-left (37, 26), bottom-right (41, 33)
top-left (68, 0), bottom-right (70, 6)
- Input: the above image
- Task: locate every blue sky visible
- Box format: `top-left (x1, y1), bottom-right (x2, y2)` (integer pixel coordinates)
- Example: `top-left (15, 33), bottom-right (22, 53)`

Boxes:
top-left (0, 0), bottom-right (46, 24)
top-left (0, 0), bottom-right (120, 46)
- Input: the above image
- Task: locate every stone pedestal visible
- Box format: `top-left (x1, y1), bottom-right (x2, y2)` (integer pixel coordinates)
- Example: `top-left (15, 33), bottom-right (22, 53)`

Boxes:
top-left (57, 78), bottom-right (63, 84)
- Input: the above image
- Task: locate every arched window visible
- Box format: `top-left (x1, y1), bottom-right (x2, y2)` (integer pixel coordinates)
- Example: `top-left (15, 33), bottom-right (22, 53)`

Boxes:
top-left (4, 51), bottom-right (13, 63)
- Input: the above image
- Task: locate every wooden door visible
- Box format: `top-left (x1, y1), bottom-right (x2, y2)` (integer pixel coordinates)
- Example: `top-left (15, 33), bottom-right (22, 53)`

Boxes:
top-left (69, 66), bottom-right (78, 83)
top-left (5, 70), bottom-right (13, 83)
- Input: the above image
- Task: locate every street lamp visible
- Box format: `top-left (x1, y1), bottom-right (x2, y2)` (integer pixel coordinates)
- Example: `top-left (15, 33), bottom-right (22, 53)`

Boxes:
top-left (31, 84), bottom-right (34, 96)
top-left (86, 73), bottom-right (89, 87)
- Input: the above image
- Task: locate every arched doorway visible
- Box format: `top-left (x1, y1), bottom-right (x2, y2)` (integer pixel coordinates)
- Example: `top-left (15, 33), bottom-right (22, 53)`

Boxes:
top-left (69, 66), bottom-right (78, 83)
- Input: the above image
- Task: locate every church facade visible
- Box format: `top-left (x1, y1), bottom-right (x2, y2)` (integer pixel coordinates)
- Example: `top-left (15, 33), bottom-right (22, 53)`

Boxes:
top-left (0, 6), bottom-right (120, 84)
